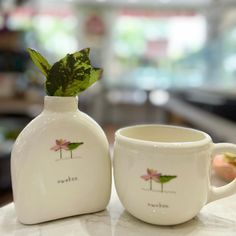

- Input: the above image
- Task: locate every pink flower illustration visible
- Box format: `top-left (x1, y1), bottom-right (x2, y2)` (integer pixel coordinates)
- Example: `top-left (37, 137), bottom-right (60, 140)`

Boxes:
top-left (141, 168), bottom-right (161, 190)
top-left (50, 139), bottom-right (84, 160)
top-left (51, 139), bottom-right (70, 159)
top-left (141, 168), bottom-right (177, 192)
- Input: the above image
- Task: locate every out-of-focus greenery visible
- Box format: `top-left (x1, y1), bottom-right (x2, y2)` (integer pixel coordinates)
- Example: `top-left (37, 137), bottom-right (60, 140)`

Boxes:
top-left (4, 129), bottom-right (21, 140)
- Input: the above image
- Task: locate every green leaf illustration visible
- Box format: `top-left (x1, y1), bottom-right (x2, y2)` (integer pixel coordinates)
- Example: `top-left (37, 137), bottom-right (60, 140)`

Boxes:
top-left (27, 48), bottom-right (51, 77)
top-left (45, 48), bottom-right (102, 96)
top-left (68, 142), bottom-right (84, 151)
top-left (159, 175), bottom-right (177, 184)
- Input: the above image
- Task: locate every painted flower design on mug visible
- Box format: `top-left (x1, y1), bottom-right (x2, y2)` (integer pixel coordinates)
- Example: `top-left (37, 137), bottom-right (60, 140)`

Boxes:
top-left (141, 168), bottom-right (161, 191)
top-left (51, 139), bottom-right (84, 160)
top-left (141, 168), bottom-right (177, 192)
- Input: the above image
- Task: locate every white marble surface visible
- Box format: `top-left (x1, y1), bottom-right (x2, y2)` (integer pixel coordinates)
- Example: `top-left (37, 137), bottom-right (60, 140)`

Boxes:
top-left (1, 180), bottom-right (236, 236)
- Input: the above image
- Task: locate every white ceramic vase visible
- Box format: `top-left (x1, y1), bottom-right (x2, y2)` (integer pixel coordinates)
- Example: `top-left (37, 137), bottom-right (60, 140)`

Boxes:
top-left (11, 96), bottom-right (111, 224)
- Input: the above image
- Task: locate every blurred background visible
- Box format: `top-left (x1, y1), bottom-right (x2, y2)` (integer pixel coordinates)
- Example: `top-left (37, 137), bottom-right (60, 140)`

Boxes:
top-left (1, 0), bottom-right (236, 205)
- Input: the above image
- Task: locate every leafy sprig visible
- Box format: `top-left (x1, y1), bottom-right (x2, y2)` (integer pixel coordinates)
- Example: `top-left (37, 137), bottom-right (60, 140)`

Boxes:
top-left (27, 48), bottom-right (102, 96)
top-left (224, 152), bottom-right (236, 167)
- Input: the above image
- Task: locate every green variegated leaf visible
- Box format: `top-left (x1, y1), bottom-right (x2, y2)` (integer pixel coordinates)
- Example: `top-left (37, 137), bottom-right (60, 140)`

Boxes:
top-left (27, 48), bottom-right (51, 77)
top-left (159, 175), bottom-right (177, 184)
top-left (224, 152), bottom-right (236, 166)
top-left (45, 48), bottom-right (102, 96)
top-left (68, 142), bottom-right (84, 151)
top-left (27, 47), bottom-right (102, 96)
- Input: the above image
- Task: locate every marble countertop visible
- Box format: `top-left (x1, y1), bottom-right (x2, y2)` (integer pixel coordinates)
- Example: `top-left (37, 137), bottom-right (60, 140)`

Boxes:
top-left (1, 181), bottom-right (236, 236)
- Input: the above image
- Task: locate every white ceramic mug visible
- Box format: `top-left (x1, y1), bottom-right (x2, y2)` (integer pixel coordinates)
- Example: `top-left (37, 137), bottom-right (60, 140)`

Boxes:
top-left (113, 124), bottom-right (236, 225)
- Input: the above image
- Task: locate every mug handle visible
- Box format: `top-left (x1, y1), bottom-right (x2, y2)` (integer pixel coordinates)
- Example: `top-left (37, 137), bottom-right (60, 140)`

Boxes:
top-left (208, 143), bottom-right (236, 203)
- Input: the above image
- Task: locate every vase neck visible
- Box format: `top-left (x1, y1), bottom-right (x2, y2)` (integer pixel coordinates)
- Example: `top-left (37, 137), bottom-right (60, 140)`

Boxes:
top-left (43, 96), bottom-right (79, 112)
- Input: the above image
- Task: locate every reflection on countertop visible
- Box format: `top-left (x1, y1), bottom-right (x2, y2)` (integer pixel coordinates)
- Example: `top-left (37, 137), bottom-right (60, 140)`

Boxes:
top-left (1, 177), bottom-right (236, 236)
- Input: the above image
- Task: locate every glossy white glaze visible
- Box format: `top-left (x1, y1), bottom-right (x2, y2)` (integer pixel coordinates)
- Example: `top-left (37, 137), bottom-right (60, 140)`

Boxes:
top-left (113, 125), bottom-right (236, 225)
top-left (11, 96), bottom-right (111, 224)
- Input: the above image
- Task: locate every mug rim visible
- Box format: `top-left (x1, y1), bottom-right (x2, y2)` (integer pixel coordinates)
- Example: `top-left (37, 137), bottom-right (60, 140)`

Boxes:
top-left (115, 124), bottom-right (212, 149)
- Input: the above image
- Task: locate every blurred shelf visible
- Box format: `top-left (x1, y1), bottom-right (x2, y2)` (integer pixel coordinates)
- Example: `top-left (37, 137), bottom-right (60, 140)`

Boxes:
top-left (0, 190), bottom-right (13, 207)
top-left (0, 98), bottom-right (43, 117)
top-left (163, 95), bottom-right (236, 143)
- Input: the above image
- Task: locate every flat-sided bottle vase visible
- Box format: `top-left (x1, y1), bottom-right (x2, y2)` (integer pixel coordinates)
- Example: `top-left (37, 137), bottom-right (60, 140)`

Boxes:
top-left (11, 96), bottom-right (111, 224)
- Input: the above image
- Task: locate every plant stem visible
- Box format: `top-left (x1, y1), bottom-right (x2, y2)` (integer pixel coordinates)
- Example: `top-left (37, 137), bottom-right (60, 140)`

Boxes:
top-left (60, 148), bottom-right (62, 159)
top-left (150, 179), bottom-right (152, 191)
top-left (70, 150), bottom-right (72, 159)
top-left (161, 183), bottom-right (163, 192)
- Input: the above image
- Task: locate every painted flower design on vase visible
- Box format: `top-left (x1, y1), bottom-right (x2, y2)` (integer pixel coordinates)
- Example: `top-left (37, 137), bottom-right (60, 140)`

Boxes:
top-left (51, 139), bottom-right (84, 160)
top-left (68, 142), bottom-right (84, 159)
top-left (51, 139), bottom-right (70, 159)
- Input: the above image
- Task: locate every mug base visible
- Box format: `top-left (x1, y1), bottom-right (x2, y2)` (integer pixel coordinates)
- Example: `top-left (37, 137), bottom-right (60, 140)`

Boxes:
top-left (126, 209), bottom-right (196, 226)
